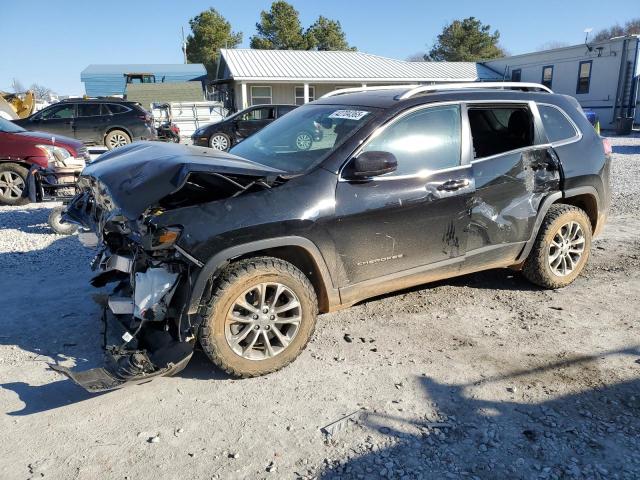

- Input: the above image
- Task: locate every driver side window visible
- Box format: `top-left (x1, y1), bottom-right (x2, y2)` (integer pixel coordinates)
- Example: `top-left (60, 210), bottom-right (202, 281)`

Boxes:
top-left (41, 104), bottom-right (75, 120)
top-left (363, 105), bottom-right (461, 176)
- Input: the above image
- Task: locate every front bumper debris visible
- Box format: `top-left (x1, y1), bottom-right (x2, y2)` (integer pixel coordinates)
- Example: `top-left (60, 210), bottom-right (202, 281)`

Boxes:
top-left (52, 249), bottom-right (197, 393)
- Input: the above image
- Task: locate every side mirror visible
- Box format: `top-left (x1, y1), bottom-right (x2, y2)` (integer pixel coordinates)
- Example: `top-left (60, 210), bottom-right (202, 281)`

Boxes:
top-left (345, 151), bottom-right (397, 179)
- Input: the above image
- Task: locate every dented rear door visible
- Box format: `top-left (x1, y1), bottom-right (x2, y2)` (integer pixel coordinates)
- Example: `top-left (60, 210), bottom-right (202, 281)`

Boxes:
top-left (466, 102), bottom-right (561, 261)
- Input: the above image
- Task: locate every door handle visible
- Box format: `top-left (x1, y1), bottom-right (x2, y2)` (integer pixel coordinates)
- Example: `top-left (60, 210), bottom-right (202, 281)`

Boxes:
top-left (437, 179), bottom-right (470, 192)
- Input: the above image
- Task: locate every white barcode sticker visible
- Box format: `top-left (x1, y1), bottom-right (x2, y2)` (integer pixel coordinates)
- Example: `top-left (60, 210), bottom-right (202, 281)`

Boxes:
top-left (328, 110), bottom-right (369, 121)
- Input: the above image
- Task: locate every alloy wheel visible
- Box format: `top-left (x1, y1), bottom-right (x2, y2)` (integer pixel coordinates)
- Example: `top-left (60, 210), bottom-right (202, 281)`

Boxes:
top-left (0, 171), bottom-right (25, 200)
top-left (108, 133), bottom-right (129, 148)
top-left (210, 134), bottom-right (229, 151)
top-left (295, 132), bottom-right (312, 151)
top-left (548, 221), bottom-right (585, 276)
top-left (225, 282), bottom-right (302, 360)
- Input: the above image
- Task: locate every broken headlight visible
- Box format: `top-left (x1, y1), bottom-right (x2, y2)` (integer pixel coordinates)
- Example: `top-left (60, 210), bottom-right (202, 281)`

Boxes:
top-left (36, 144), bottom-right (72, 168)
top-left (149, 226), bottom-right (183, 250)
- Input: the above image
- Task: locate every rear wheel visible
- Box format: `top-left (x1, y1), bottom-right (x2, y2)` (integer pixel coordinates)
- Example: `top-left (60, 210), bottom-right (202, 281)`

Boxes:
top-left (523, 204), bottom-right (592, 289)
top-left (0, 163), bottom-right (29, 206)
top-left (199, 257), bottom-right (318, 377)
top-left (105, 129), bottom-right (131, 150)
top-left (295, 131), bottom-right (313, 151)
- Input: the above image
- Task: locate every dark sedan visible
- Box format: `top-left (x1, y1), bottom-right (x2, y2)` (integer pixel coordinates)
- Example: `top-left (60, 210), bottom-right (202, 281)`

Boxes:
top-left (191, 104), bottom-right (322, 151)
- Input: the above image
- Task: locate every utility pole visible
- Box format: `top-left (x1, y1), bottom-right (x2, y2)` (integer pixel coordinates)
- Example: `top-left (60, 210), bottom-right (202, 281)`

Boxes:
top-left (182, 26), bottom-right (187, 64)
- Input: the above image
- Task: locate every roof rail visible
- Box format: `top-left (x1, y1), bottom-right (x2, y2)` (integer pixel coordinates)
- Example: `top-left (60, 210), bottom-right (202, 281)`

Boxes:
top-left (320, 84), bottom-right (419, 99)
top-left (398, 82), bottom-right (552, 99)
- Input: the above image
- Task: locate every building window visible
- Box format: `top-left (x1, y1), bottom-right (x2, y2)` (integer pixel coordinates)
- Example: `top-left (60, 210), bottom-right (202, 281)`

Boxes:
top-left (541, 66), bottom-right (553, 89)
top-left (576, 61), bottom-right (592, 94)
top-left (294, 86), bottom-right (315, 105)
top-left (250, 86), bottom-right (272, 105)
top-left (511, 69), bottom-right (521, 82)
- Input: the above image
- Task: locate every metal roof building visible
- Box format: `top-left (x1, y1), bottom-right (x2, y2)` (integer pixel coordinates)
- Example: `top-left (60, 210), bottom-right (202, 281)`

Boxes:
top-left (214, 49), bottom-right (502, 110)
top-left (483, 35), bottom-right (640, 128)
top-left (81, 64), bottom-right (207, 97)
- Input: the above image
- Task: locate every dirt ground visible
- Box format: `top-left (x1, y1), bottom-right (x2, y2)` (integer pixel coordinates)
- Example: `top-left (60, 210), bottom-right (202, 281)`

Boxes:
top-left (0, 134), bottom-right (639, 480)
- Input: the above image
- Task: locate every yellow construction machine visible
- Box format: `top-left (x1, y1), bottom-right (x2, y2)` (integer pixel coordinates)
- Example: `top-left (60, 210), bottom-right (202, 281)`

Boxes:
top-left (0, 90), bottom-right (36, 120)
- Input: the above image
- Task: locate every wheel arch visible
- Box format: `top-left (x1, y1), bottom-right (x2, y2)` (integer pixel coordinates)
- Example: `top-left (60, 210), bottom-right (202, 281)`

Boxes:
top-left (559, 187), bottom-right (600, 235)
top-left (187, 237), bottom-right (340, 315)
top-left (516, 187), bottom-right (601, 264)
top-left (103, 126), bottom-right (133, 141)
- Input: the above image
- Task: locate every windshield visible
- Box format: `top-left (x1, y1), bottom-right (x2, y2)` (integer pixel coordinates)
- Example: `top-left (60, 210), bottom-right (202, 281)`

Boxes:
top-left (229, 104), bottom-right (375, 173)
top-left (0, 117), bottom-right (26, 133)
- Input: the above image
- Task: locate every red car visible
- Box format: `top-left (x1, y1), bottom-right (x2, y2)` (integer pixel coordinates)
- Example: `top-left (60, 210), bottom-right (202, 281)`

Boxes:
top-left (0, 117), bottom-right (88, 205)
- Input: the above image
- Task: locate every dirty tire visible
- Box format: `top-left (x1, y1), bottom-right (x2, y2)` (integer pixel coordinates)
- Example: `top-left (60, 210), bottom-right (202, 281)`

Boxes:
top-left (523, 204), bottom-right (592, 289)
top-left (48, 206), bottom-right (77, 235)
top-left (104, 129), bottom-right (131, 150)
top-left (0, 163), bottom-right (29, 206)
top-left (199, 257), bottom-right (318, 378)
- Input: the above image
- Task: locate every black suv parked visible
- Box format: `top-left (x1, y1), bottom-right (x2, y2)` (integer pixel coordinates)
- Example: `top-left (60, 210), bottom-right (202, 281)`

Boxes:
top-left (57, 83), bottom-right (610, 392)
top-left (13, 99), bottom-right (157, 150)
top-left (191, 104), bottom-right (321, 151)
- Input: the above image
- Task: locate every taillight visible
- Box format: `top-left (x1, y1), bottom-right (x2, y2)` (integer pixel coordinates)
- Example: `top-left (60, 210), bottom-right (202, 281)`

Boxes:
top-left (137, 114), bottom-right (152, 123)
top-left (602, 137), bottom-right (612, 156)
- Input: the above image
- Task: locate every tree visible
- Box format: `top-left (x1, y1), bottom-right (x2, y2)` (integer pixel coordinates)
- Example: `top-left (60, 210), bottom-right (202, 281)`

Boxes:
top-left (593, 18), bottom-right (640, 41)
top-left (406, 52), bottom-right (428, 62)
top-left (186, 8), bottom-right (242, 77)
top-left (427, 17), bottom-right (505, 61)
top-left (305, 16), bottom-right (355, 51)
top-left (11, 78), bottom-right (25, 93)
top-left (250, 1), bottom-right (308, 50)
top-left (29, 83), bottom-right (53, 100)
top-left (536, 41), bottom-right (570, 51)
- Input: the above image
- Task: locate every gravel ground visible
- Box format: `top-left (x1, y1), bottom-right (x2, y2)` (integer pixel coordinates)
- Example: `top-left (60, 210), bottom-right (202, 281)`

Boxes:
top-left (0, 133), bottom-right (639, 480)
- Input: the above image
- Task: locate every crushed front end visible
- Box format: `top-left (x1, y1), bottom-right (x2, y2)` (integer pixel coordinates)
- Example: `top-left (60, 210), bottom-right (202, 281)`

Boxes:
top-left (53, 187), bottom-right (199, 392)
top-left (52, 142), bottom-right (285, 392)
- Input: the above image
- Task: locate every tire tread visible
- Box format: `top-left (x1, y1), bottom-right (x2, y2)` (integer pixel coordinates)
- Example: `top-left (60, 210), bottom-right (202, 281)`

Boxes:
top-left (198, 257), bottom-right (317, 378)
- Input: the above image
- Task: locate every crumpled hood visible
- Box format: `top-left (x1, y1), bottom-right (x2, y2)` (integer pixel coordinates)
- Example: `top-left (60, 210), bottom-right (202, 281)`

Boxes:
top-left (78, 142), bottom-right (286, 219)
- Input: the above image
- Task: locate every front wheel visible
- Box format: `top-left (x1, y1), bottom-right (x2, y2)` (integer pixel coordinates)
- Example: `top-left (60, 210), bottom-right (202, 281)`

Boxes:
top-left (199, 257), bottom-right (318, 377)
top-left (209, 133), bottom-right (230, 151)
top-left (523, 204), bottom-right (592, 289)
top-left (294, 131), bottom-right (313, 151)
top-left (0, 163), bottom-right (29, 206)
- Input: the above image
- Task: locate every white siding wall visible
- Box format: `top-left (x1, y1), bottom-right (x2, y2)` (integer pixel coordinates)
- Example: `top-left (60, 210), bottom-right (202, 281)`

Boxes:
top-left (231, 82), bottom-right (417, 112)
top-left (484, 37), bottom-right (640, 126)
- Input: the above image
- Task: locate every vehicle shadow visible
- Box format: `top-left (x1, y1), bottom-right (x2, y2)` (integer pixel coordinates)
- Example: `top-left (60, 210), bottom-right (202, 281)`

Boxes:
top-left (318, 347), bottom-right (640, 480)
top-left (0, 204), bottom-right (61, 235)
top-left (0, 204), bottom-right (236, 414)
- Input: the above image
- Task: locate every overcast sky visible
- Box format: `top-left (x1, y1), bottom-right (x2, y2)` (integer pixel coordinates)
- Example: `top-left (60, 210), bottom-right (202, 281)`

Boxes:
top-left (2, 0), bottom-right (637, 94)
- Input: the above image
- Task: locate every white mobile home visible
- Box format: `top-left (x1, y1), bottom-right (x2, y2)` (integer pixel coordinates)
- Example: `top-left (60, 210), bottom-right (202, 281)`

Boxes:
top-left (213, 49), bottom-right (502, 112)
top-left (483, 35), bottom-right (640, 128)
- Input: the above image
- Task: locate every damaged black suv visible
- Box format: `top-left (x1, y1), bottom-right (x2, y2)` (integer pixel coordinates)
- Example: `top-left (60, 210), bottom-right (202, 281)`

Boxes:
top-left (56, 83), bottom-right (611, 392)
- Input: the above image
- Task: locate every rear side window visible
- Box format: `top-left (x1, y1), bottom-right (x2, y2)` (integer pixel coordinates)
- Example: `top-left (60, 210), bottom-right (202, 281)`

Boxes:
top-left (363, 105), bottom-right (461, 176)
top-left (538, 105), bottom-right (578, 143)
top-left (278, 106), bottom-right (296, 117)
top-left (105, 103), bottom-right (129, 114)
top-left (468, 106), bottom-right (534, 159)
top-left (77, 103), bottom-right (102, 117)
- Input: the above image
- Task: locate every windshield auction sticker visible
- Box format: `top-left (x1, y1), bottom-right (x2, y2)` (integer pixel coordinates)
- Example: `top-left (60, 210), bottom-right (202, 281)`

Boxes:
top-left (328, 110), bottom-right (370, 121)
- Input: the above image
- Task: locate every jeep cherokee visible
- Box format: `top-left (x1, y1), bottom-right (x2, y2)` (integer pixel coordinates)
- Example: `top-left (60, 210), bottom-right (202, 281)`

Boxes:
top-left (55, 83), bottom-right (611, 392)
